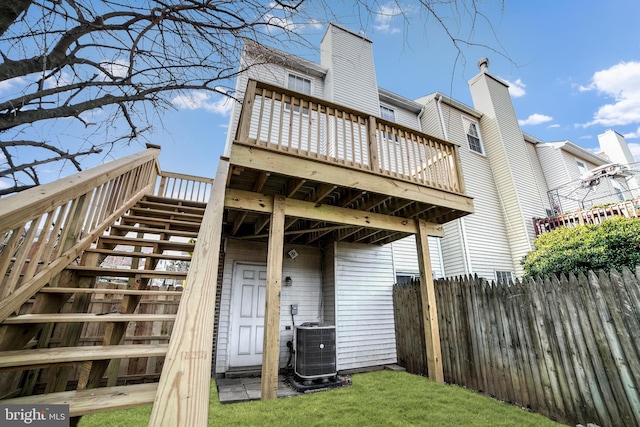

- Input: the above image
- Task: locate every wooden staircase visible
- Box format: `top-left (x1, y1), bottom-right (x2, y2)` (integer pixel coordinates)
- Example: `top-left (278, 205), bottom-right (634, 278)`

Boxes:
top-left (0, 194), bottom-right (206, 417)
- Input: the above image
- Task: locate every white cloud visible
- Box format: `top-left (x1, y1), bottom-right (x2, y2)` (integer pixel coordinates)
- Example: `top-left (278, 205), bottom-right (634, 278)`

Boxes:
top-left (263, 13), bottom-right (322, 33)
top-left (0, 76), bottom-right (26, 93)
top-left (581, 61), bottom-right (640, 127)
top-left (100, 59), bottom-right (130, 79)
top-left (44, 71), bottom-right (73, 89)
top-left (172, 91), bottom-right (233, 116)
top-left (518, 113), bottom-right (553, 126)
top-left (502, 78), bottom-right (526, 97)
top-left (0, 180), bottom-right (10, 190)
top-left (623, 127), bottom-right (640, 139)
top-left (374, 4), bottom-right (404, 34)
top-left (264, 13), bottom-right (299, 32)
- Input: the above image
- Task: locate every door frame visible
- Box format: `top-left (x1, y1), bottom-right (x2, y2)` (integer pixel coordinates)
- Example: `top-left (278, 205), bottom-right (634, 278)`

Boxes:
top-left (227, 261), bottom-right (268, 368)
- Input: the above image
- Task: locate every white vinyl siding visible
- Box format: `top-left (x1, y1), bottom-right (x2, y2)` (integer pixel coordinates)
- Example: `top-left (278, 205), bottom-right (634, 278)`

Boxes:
top-left (435, 101), bottom-right (516, 279)
top-left (334, 242), bottom-right (396, 370)
top-left (321, 25), bottom-right (379, 116)
top-left (224, 48), bottom-right (326, 156)
top-left (469, 73), bottom-right (548, 275)
top-left (390, 235), bottom-right (444, 279)
top-left (215, 240), bottom-right (322, 374)
top-left (538, 143), bottom-right (622, 213)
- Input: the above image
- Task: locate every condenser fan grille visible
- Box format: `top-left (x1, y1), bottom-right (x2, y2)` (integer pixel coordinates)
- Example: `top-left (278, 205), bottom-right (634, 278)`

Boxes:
top-left (295, 325), bottom-right (336, 379)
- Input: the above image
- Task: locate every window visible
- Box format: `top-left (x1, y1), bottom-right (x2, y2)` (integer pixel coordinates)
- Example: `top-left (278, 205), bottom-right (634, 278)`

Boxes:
top-left (612, 180), bottom-right (625, 201)
top-left (462, 118), bottom-right (484, 154)
top-left (380, 105), bottom-right (396, 122)
top-left (576, 160), bottom-right (588, 175)
top-left (286, 73), bottom-right (311, 113)
top-left (396, 273), bottom-right (418, 285)
top-left (495, 271), bottom-right (513, 284)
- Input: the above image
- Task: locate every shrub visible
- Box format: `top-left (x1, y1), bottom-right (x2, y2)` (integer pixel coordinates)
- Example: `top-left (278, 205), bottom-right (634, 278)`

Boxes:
top-left (523, 216), bottom-right (640, 278)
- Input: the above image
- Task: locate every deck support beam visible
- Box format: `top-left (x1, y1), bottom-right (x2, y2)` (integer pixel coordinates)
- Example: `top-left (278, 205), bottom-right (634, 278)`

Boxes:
top-left (415, 218), bottom-right (444, 383)
top-left (261, 194), bottom-right (285, 400)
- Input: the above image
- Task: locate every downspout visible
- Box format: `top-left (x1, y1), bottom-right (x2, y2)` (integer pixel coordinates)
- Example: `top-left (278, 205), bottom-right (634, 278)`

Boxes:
top-left (436, 94), bottom-right (449, 140)
top-left (436, 93), bottom-right (472, 275)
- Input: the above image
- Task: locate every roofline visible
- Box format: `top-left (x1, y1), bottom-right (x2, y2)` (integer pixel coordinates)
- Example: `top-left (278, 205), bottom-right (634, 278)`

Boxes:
top-left (378, 87), bottom-right (422, 113)
top-left (322, 22), bottom-right (372, 44)
top-left (416, 92), bottom-right (483, 119)
top-left (538, 140), bottom-right (609, 165)
top-left (242, 39), bottom-right (327, 78)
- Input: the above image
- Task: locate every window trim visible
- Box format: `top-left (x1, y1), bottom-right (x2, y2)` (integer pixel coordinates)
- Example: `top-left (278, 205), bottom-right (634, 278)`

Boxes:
top-left (462, 117), bottom-right (485, 155)
top-left (495, 270), bottom-right (514, 284)
top-left (285, 71), bottom-right (313, 115)
top-left (576, 159), bottom-right (588, 175)
top-left (380, 104), bottom-right (396, 122)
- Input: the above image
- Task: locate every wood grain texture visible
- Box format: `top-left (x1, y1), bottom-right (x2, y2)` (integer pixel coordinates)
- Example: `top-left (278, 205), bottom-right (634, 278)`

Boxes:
top-left (148, 160), bottom-right (229, 427)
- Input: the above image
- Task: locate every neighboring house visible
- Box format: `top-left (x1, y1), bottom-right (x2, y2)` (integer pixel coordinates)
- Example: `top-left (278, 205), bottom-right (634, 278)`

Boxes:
top-left (213, 22), bottom-right (636, 377)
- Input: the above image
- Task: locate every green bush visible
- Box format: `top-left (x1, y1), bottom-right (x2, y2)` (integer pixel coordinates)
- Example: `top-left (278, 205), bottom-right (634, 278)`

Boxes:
top-left (523, 216), bottom-right (640, 278)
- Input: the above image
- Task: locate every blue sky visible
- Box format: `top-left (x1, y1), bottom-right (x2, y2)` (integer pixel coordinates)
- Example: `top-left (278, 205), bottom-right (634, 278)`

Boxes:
top-left (153, 1), bottom-right (640, 180)
top-left (4, 1), bottom-right (640, 185)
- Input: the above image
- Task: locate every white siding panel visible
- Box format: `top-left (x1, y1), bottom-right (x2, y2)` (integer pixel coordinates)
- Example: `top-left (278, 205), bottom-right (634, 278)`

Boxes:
top-left (321, 25), bottom-right (379, 116)
top-left (390, 235), bottom-right (444, 279)
top-left (334, 242), bottom-right (397, 370)
top-left (426, 101), bottom-right (515, 279)
top-left (215, 240), bottom-right (322, 374)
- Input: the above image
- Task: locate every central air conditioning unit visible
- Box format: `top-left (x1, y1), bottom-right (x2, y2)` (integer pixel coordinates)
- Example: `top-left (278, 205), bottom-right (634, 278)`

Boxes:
top-left (294, 323), bottom-right (336, 381)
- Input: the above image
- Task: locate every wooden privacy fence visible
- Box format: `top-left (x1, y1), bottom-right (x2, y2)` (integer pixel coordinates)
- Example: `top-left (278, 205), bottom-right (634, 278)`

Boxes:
top-left (236, 79), bottom-right (464, 194)
top-left (393, 269), bottom-right (640, 427)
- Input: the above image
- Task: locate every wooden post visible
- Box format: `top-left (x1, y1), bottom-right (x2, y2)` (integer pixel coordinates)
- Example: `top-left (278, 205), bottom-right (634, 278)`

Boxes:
top-left (415, 218), bottom-right (444, 383)
top-left (261, 194), bottom-right (285, 400)
top-left (237, 80), bottom-right (257, 143)
top-left (367, 116), bottom-right (380, 173)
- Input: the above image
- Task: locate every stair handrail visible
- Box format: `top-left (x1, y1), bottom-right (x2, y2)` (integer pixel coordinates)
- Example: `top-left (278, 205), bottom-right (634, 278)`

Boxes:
top-left (0, 145), bottom-right (160, 322)
top-left (155, 171), bottom-right (214, 203)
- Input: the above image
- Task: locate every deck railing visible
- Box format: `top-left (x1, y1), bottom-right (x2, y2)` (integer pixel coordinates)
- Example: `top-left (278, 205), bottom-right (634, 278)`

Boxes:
top-left (0, 146), bottom-right (161, 321)
top-left (236, 79), bottom-right (465, 195)
top-left (155, 171), bottom-right (214, 203)
top-left (533, 198), bottom-right (640, 235)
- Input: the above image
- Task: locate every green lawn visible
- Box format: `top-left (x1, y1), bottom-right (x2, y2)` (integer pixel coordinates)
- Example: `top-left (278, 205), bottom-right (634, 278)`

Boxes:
top-left (79, 370), bottom-right (562, 426)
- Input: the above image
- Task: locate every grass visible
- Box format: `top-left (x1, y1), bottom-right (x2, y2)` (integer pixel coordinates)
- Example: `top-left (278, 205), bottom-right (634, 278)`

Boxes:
top-left (79, 370), bottom-right (562, 426)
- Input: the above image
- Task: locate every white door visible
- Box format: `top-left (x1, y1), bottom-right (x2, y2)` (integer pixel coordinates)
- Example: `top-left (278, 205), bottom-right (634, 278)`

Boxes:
top-left (229, 263), bottom-right (267, 367)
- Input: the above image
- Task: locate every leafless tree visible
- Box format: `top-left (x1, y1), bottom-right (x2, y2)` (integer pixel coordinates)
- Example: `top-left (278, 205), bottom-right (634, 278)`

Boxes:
top-left (0, 0), bottom-right (505, 196)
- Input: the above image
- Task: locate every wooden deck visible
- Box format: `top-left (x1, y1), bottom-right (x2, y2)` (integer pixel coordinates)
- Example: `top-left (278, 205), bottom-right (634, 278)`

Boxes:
top-left (225, 79), bottom-right (474, 246)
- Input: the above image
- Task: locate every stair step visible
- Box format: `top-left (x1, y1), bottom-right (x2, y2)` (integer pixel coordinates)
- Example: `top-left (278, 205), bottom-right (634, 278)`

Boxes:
top-left (129, 206), bottom-right (204, 222)
top-left (3, 313), bottom-right (177, 324)
top-left (135, 200), bottom-right (206, 215)
top-left (83, 248), bottom-right (192, 261)
top-left (97, 236), bottom-right (195, 251)
top-left (1, 383), bottom-right (158, 417)
top-left (65, 265), bottom-right (188, 279)
top-left (39, 287), bottom-right (183, 296)
top-left (143, 195), bottom-right (207, 209)
top-left (0, 344), bottom-right (169, 370)
top-left (120, 215), bottom-right (202, 230)
top-left (109, 224), bottom-right (199, 238)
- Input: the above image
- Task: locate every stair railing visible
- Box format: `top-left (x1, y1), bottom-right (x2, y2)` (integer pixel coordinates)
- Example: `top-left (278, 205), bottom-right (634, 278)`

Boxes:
top-left (0, 145), bottom-right (161, 321)
top-left (155, 171), bottom-right (214, 203)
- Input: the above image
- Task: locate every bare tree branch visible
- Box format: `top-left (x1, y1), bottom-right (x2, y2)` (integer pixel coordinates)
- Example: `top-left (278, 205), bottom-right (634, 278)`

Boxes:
top-left (0, 0), bottom-right (508, 196)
